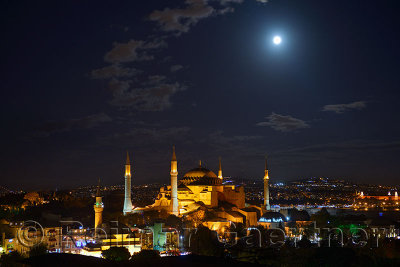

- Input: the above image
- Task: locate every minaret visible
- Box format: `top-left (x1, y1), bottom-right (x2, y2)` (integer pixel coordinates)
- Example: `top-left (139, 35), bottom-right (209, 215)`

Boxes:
top-left (123, 151), bottom-right (134, 215)
top-left (263, 156), bottom-right (270, 210)
top-left (94, 179), bottom-right (104, 231)
top-left (218, 157), bottom-right (223, 180)
top-left (170, 146), bottom-right (179, 216)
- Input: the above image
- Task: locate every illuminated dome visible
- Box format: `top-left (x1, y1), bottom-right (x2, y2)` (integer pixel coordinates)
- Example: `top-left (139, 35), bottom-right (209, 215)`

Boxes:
top-left (259, 212), bottom-right (287, 223)
top-left (180, 162), bottom-right (221, 186)
top-left (183, 167), bottom-right (217, 179)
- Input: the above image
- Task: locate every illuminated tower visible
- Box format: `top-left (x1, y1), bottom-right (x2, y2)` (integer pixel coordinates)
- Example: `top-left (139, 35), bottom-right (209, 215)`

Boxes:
top-left (170, 146), bottom-right (179, 216)
top-left (94, 179), bottom-right (103, 231)
top-left (263, 156), bottom-right (270, 210)
top-left (218, 157), bottom-right (223, 180)
top-left (123, 151), bottom-right (133, 215)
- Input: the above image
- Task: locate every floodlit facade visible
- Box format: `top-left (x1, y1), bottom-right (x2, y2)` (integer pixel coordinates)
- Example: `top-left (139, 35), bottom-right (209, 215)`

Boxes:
top-left (137, 147), bottom-right (245, 215)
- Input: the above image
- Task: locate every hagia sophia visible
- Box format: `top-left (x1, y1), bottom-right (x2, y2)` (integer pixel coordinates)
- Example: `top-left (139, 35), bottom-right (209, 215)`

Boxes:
top-left (117, 146), bottom-right (281, 229)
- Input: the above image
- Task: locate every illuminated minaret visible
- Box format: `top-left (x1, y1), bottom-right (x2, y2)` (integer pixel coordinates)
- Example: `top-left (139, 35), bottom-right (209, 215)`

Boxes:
top-left (170, 146), bottom-right (179, 216)
top-left (218, 157), bottom-right (223, 180)
top-left (94, 179), bottom-right (103, 231)
top-left (123, 151), bottom-right (133, 215)
top-left (263, 156), bottom-right (270, 210)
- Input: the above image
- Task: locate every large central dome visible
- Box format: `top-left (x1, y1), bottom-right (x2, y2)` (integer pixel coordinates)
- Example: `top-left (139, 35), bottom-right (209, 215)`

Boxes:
top-left (183, 167), bottom-right (217, 179)
top-left (180, 162), bottom-right (221, 186)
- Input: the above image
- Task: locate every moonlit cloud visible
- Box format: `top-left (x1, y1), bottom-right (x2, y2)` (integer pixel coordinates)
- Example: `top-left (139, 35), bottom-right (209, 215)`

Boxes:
top-left (170, 64), bottom-right (184, 72)
top-left (219, 0), bottom-right (244, 4)
top-left (91, 64), bottom-right (139, 79)
top-left (149, 0), bottom-right (249, 34)
top-left (145, 75), bottom-right (167, 85)
top-left (104, 39), bottom-right (166, 63)
top-left (108, 79), bottom-right (131, 96)
top-left (256, 113), bottom-right (310, 132)
top-left (149, 0), bottom-right (215, 34)
top-left (322, 101), bottom-right (367, 114)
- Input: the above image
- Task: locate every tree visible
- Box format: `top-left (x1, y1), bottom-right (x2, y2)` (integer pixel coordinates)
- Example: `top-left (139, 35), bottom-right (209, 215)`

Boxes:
top-left (0, 251), bottom-right (25, 267)
top-left (102, 247), bottom-right (131, 261)
top-left (131, 250), bottom-right (160, 260)
top-left (310, 207), bottom-right (330, 226)
top-left (189, 225), bottom-right (223, 257)
top-left (29, 243), bottom-right (48, 257)
top-left (297, 236), bottom-right (312, 248)
top-left (166, 214), bottom-right (182, 228)
top-left (24, 192), bottom-right (41, 205)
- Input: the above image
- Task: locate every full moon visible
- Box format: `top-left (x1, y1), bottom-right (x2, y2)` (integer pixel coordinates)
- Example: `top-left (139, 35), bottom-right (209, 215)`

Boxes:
top-left (273, 36), bottom-right (282, 45)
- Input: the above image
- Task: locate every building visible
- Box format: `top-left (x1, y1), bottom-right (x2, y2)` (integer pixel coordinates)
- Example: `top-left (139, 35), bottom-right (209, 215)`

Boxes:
top-left (136, 147), bottom-right (246, 216)
top-left (81, 232), bottom-right (141, 257)
top-left (121, 147), bottom-right (270, 229)
top-left (1, 220), bottom-right (62, 255)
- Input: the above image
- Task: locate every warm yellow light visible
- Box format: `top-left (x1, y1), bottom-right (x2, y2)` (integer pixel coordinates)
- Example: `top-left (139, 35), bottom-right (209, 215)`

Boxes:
top-left (125, 165), bottom-right (131, 176)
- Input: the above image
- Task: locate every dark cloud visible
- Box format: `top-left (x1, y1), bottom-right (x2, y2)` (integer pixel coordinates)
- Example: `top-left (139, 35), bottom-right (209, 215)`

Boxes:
top-left (114, 126), bottom-right (190, 142)
top-left (202, 130), bottom-right (265, 160)
top-left (284, 140), bottom-right (400, 153)
top-left (145, 75), bottom-right (167, 85)
top-left (91, 64), bottom-right (139, 79)
top-left (35, 113), bottom-right (112, 137)
top-left (219, 0), bottom-right (244, 4)
top-left (110, 81), bottom-right (186, 111)
top-left (219, 0), bottom-right (267, 4)
top-left (108, 79), bottom-right (131, 96)
top-left (99, 126), bottom-right (191, 148)
top-left (217, 6), bottom-right (235, 14)
top-left (322, 101), bottom-right (367, 114)
top-left (273, 140), bottom-right (400, 165)
top-left (208, 130), bottom-right (262, 144)
top-left (104, 39), bottom-right (166, 63)
top-left (256, 113), bottom-right (309, 132)
top-left (170, 64), bottom-right (183, 72)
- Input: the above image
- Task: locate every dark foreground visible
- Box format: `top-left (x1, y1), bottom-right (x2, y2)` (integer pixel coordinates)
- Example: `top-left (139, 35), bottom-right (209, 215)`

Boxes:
top-left (12, 247), bottom-right (400, 267)
top-left (22, 253), bottom-right (261, 267)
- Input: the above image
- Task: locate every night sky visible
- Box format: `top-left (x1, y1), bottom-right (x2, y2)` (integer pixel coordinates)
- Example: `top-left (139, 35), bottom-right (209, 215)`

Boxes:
top-left (1, 0), bottom-right (400, 190)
